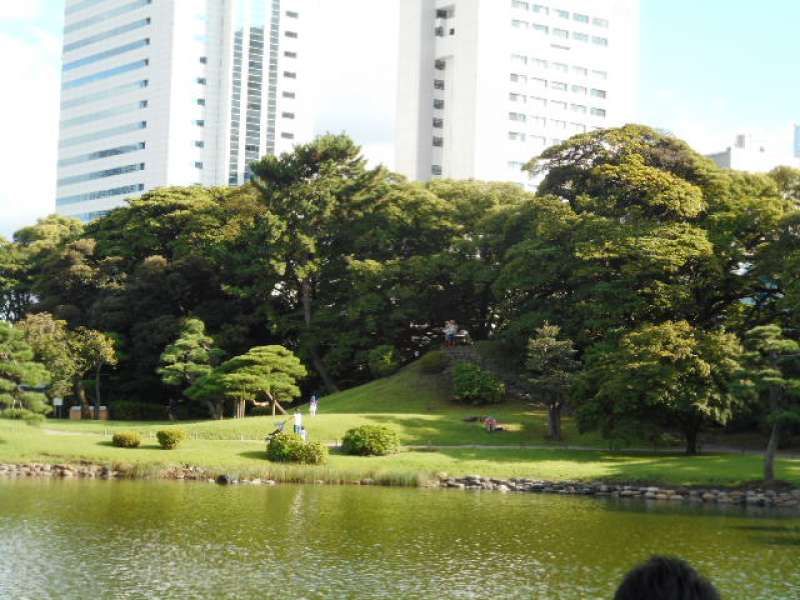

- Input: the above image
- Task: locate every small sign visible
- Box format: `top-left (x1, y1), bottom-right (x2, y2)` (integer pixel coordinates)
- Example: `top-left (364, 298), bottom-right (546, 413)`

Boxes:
top-left (53, 397), bottom-right (63, 407)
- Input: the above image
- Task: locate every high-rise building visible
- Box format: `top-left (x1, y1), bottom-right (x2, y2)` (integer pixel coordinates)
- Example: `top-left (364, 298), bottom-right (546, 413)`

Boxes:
top-left (395, 0), bottom-right (639, 189)
top-left (707, 132), bottom-right (800, 173)
top-left (56, 0), bottom-right (315, 221)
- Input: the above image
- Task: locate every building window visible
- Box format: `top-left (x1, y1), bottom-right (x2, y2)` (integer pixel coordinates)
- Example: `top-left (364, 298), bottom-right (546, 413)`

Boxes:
top-left (434, 98), bottom-right (445, 109)
top-left (512, 19), bottom-right (528, 29)
top-left (552, 62), bottom-right (567, 73)
top-left (551, 100), bottom-right (567, 110)
top-left (530, 96), bottom-right (547, 108)
top-left (571, 85), bottom-right (587, 95)
top-left (573, 66), bottom-right (588, 77)
top-left (573, 13), bottom-right (589, 23)
top-left (572, 32), bottom-right (589, 42)
top-left (283, 91), bottom-right (296, 99)
top-left (64, 0), bottom-right (153, 34)
top-left (531, 116), bottom-right (546, 128)
top-left (530, 76), bottom-right (546, 88)
top-left (550, 119), bottom-right (566, 129)
top-left (433, 136), bottom-right (444, 147)
top-left (509, 112), bottom-right (527, 122)
top-left (285, 51), bottom-right (297, 58)
top-left (556, 9), bottom-right (569, 19)
top-left (593, 17), bottom-right (609, 28)
top-left (57, 183), bottom-right (145, 206)
top-left (62, 38), bottom-right (151, 72)
top-left (197, 78), bottom-right (207, 85)
top-left (592, 69), bottom-right (608, 80)
top-left (591, 89), bottom-right (607, 99)
top-left (531, 135), bottom-right (547, 147)
top-left (433, 117), bottom-right (444, 129)
top-left (434, 79), bottom-right (445, 90)
top-left (281, 132), bottom-right (295, 139)
top-left (592, 36), bottom-right (609, 46)
top-left (284, 71), bottom-right (297, 79)
top-left (551, 81), bottom-right (567, 91)
top-left (57, 142), bottom-right (146, 167)
top-left (552, 28), bottom-right (568, 39)
top-left (286, 10), bottom-right (299, 18)
top-left (570, 122), bottom-right (586, 133)
top-left (511, 54), bottom-right (527, 65)
top-left (197, 99), bottom-right (206, 106)
top-left (591, 107), bottom-right (607, 118)
top-left (532, 4), bottom-right (548, 14)
top-left (533, 58), bottom-right (548, 69)
top-left (571, 104), bottom-right (587, 114)
top-left (432, 165), bottom-right (443, 176)
top-left (508, 131), bottom-right (526, 142)
top-left (199, 56), bottom-right (207, 64)
top-left (195, 119), bottom-right (205, 126)
top-left (194, 161), bottom-right (203, 169)
top-left (512, 0), bottom-right (529, 9)
top-left (62, 59), bottom-right (149, 90)
top-left (63, 18), bottom-right (151, 53)
top-left (59, 121), bottom-right (147, 148)
top-left (435, 59), bottom-right (447, 70)
top-left (509, 93), bottom-right (525, 103)
top-left (57, 162), bottom-right (145, 187)
top-left (285, 31), bottom-right (298, 39)
top-left (282, 112), bottom-right (295, 119)
top-left (532, 23), bottom-right (548, 34)
top-left (195, 141), bottom-right (204, 148)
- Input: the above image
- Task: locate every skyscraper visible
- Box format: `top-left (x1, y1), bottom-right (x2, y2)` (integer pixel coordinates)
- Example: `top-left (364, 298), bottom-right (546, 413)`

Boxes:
top-left (56, 0), bottom-right (315, 221)
top-left (395, 0), bottom-right (639, 188)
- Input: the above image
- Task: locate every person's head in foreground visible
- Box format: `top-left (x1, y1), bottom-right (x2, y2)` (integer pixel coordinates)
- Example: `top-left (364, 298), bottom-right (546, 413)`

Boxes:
top-left (614, 556), bottom-right (721, 600)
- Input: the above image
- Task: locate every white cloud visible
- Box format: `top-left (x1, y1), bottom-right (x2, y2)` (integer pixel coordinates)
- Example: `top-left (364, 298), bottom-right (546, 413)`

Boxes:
top-left (0, 1), bottom-right (44, 21)
top-left (0, 30), bottom-right (61, 239)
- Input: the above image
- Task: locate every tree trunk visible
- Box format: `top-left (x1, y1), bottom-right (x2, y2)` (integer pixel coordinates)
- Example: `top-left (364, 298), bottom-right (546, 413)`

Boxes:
top-left (548, 402), bottom-right (562, 441)
top-left (94, 363), bottom-right (102, 419)
top-left (74, 377), bottom-right (89, 418)
top-left (764, 421), bottom-right (781, 483)
top-left (684, 428), bottom-right (699, 455)
top-left (301, 277), bottom-right (339, 393)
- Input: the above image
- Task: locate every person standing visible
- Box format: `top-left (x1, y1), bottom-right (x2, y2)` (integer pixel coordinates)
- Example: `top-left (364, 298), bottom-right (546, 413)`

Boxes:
top-left (309, 394), bottom-right (318, 417)
top-left (293, 410), bottom-right (303, 434)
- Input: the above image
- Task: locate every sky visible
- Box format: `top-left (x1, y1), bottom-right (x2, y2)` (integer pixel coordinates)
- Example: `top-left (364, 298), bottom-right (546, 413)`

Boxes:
top-left (1, 0), bottom-right (799, 239)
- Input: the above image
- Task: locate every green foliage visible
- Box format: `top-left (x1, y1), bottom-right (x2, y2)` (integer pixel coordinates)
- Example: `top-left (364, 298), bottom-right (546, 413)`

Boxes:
top-left (187, 345), bottom-right (307, 419)
top-left (23, 412), bottom-right (46, 427)
top-left (341, 425), bottom-right (399, 456)
top-left (418, 351), bottom-right (448, 374)
top-left (367, 345), bottom-right (399, 378)
top-left (576, 321), bottom-right (744, 454)
top-left (0, 321), bottom-right (52, 415)
top-left (158, 318), bottom-right (221, 388)
top-left (17, 313), bottom-right (77, 399)
top-left (156, 428), bottom-right (187, 450)
top-left (1, 408), bottom-right (36, 420)
top-left (452, 362), bottom-right (506, 406)
top-left (111, 401), bottom-right (169, 421)
top-left (265, 432), bottom-right (327, 464)
top-left (112, 431), bottom-right (141, 448)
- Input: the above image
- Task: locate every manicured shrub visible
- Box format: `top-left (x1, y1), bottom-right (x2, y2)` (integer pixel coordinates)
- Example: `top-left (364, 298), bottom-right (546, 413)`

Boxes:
top-left (419, 350), bottom-right (448, 374)
top-left (452, 362), bottom-right (506, 405)
top-left (111, 401), bottom-right (169, 421)
top-left (341, 425), bottom-right (399, 456)
top-left (23, 413), bottom-right (46, 427)
top-left (112, 431), bottom-right (142, 448)
top-left (157, 428), bottom-right (187, 450)
top-left (266, 432), bottom-right (305, 462)
top-left (297, 441), bottom-right (329, 465)
top-left (367, 345), bottom-right (400, 378)
top-left (0, 408), bottom-right (36, 420)
top-left (266, 432), bottom-right (327, 464)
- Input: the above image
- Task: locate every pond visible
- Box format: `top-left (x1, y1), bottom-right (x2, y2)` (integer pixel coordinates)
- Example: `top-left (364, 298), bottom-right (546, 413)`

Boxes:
top-left (0, 479), bottom-right (798, 599)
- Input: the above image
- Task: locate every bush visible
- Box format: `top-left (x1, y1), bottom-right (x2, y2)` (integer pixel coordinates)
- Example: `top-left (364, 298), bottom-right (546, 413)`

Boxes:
top-left (341, 425), bottom-right (399, 456)
top-left (452, 362), bottom-right (506, 405)
top-left (297, 441), bottom-right (329, 465)
top-left (0, 408), bottom-right (36, 420)
top-left (111, 401), bottom-right (169, 421)
top-left (367, 345), bottom-right (400, 378)
top-left (112, 431), bottom-right (142, 448)
top-left (266, 432), bottom-right (328, 465)
top-left (157, 429), bottom-right (187, 450)
top-left (23, 413), bottom-right (46, 427)
top-left (419, 350), bottom-right (448, 374)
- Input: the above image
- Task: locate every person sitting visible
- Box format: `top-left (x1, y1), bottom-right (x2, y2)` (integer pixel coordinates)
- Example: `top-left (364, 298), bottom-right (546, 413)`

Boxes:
top-left (484, 416), bottom-right (497, 433)
top-left (614, 556), bottom-right (720, 600)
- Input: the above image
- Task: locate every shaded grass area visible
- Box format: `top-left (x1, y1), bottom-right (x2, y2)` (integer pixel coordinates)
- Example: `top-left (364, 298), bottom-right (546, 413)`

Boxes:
top-left (2, 421), bottom-right (798, 488)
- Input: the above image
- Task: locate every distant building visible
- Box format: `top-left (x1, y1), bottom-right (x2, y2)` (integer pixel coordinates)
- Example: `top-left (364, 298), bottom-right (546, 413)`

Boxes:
top-left (56, 0), bottom-right (316, 222)
top-left (395, 0), bottom-right (640, 190)
top-left (707, 133), bottom-right (799, 173)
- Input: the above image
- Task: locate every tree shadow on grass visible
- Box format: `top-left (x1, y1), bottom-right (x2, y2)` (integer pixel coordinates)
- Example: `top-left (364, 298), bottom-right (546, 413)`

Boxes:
top-left (362, 414), bottom-right (542, 446)
top-left (238, 450), bottom-right (268, 461)
top-left (96, 440), bottom-right (161, 450)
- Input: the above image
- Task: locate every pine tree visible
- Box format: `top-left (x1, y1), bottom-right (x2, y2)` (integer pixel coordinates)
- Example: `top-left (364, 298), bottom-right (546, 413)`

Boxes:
top-left (0, 321), bottom-right (52, 414)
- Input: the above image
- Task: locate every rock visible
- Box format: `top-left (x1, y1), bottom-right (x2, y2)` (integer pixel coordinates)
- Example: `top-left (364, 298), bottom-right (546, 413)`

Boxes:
top-left (496, 485), bottom-right (510, 493)
top-left (215, 474), bottom-right (232, 486)
top-left (701, 493), bottom-right (716, 502)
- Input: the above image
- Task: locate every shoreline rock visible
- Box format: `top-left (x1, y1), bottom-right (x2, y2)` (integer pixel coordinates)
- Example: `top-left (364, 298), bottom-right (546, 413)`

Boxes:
top-left (1, 462), bottom-right (798, 511)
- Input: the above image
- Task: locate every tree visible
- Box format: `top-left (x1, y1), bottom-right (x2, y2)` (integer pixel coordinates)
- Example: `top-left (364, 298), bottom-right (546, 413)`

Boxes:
top-left (576, 321), bottom-right (744, 454)
top-left (525, 323), bottom-right (580, 441)
top-left (69, 328), bottom-right (117, 418)
top-left (742, 325), bottom-right (800, 483)
top-left (186, 345), bottom-right (307, 419)
top-left (17, 313), bottom-right (77, 399)
top-left (0, 322), bottom-right (51, 414)
top-left (158, 318), bottom-right (223, 414)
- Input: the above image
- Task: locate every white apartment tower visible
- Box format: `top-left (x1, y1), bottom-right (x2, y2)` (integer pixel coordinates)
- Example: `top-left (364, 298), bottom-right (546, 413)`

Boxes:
top-left (56, 0), bottom-right (316, 221)
top-left (396, 0), bottom-right (639, 188)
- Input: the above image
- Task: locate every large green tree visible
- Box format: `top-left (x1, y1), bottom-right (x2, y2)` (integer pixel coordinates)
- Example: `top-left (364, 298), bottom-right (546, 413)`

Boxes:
top-left (743, 325), bottom-right (800, 482)
top-left (69, 327), bottom-right (117, 417)
top-left (17, 312), bottom-right (77, 399)
top-left (186, 345), bottom-right (307, 419)
top-left (576, 321), bottom-right (744, 454)
top-left (0, 322), bottom-right (51, 414)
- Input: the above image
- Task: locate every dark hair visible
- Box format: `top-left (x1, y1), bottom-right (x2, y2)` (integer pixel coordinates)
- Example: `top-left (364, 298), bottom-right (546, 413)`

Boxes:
top-left (614, 556), bottom-right (720, 600)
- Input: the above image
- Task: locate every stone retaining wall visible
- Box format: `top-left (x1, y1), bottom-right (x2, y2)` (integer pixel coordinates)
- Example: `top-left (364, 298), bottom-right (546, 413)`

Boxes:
top-left (439, 475), bottom-right (800, 509)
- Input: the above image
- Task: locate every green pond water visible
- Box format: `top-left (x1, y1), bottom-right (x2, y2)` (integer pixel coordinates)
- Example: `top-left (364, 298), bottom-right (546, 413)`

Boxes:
top-left (0, 479), bottom-right (798, 599)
